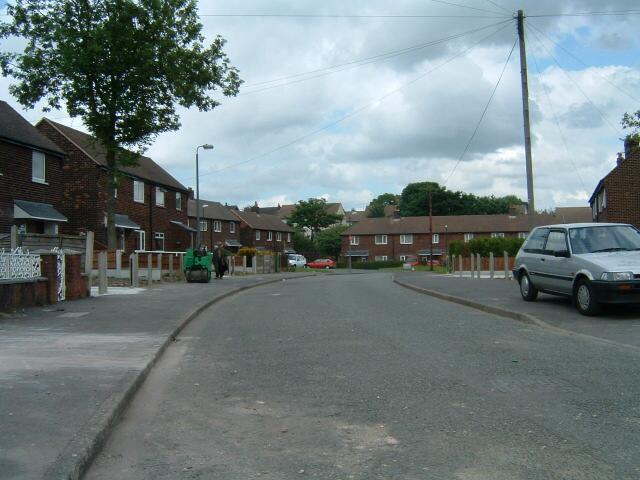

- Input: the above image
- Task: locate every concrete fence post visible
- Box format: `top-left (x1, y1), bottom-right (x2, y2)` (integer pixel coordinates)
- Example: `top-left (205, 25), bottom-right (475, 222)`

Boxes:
top-left (157, 253), bottom-right (163, 283)
top-left (130, 253), bottom-right (139, 287)
top-left (10, 225), bottom-right (18, 250)
top-left (476, 254), bottom-right (481, 278)
top-left (85, 231), bottom-right (94, 285)
top-left (252, 256), bottom-right (257, 274)
top-left (115, 249), bottom-right (122, 277)
top-left (469, 254), bottom-right (474, 278)
top-left (147, 254), bottom-right (153, 286)
top-left (489, 252), bottom-right (495, 279)
top-left (458, 255), bottom-right (463, 278)
top-left (179, 254), bottom-right (185, 280)
top-left (243, 256), bottom-right (247, 273)
top-left (168, 254), bottom-right (174, 277)
top-left (504, 251), bottom-right (509, 279)
top-left (98, 251), bottom-right (108, 294)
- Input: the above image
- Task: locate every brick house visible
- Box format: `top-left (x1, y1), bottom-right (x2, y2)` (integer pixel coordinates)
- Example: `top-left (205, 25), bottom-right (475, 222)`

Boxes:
top-left (589, 138), bottom-right (640, 228)
top-left (187, 199), bottom-right (242, 252)
top-left (341, 209), bottom-right (592, 263)
top-left (0, 101), bottom-right (69, 235)
top-left (248, 201), bottom-right (347, 237)
top-left (36, 118), bottom-right (192, 252)
top-left (231, 210), bottom-right (295, 253)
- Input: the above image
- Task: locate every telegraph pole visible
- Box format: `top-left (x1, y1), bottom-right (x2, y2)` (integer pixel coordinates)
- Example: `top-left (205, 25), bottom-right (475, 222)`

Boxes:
top-left (429, 191), bottom-right (434, 271)
top-left (517, 10), bottom-right (535, 231)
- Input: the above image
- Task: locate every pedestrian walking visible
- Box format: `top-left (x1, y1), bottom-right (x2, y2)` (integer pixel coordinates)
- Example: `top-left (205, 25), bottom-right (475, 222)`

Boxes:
top-left (213, 242), bottom-right (229, 279)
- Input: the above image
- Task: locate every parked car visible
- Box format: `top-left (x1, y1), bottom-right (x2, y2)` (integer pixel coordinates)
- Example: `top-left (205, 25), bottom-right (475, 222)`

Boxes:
top-left (288, 254), bottom-right (307, 268)
top-left (403, 255), bottom-right (420, 267)
top-left (513, 223), bottom-right (640, 315)
top-left (307, 258), bottom-right (336, 269)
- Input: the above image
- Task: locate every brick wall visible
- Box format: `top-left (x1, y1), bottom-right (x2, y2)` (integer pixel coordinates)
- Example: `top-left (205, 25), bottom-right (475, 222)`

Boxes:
top-left (600, 148), bottom-right (640, 228)
top-left (0, 139), bottom-right (66, 233)
top-left (187, 218), bottom-right (240, 251)
top-left (238, 223), bottom-right (290, 252)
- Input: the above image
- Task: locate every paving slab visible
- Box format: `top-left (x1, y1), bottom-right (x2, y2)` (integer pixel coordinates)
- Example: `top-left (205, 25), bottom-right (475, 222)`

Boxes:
top-left (394, 272), bottom-right (640, 350)
top-left (0, 273), bottom-right (311, 480)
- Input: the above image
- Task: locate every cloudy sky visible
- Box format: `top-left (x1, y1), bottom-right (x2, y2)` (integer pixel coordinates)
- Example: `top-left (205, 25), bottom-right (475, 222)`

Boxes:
top-left (2, 0), bottom-right (639, 212)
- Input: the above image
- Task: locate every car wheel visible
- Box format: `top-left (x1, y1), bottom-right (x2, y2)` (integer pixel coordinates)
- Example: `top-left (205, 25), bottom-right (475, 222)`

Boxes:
top-left (574, 278), bottom-right (601, 316)
top-left (519, 272), bottom-right (538, 301)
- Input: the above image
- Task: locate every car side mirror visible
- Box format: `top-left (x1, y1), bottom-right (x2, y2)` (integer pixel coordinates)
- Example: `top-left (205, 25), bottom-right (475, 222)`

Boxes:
top-left (554, 250), bottom-right (570, 258)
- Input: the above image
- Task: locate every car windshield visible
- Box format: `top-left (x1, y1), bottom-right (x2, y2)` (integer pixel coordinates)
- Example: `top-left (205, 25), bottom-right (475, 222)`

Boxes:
top-left (568, 225), bottom-right (640, 254)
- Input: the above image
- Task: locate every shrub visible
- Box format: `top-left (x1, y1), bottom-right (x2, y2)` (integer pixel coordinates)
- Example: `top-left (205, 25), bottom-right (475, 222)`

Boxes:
top-left (449, 237), bottom-right (523, 256)
top-left (238, 247), bottom-right (257, 257)
top-left (337, 260), bottom-right (403, 270)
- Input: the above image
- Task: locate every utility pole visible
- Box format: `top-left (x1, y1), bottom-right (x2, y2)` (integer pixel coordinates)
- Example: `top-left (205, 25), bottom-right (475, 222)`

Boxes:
top-left (517, 10), bottom-right (535, 231)
top-left (429, 191), bottom-right (434, 272)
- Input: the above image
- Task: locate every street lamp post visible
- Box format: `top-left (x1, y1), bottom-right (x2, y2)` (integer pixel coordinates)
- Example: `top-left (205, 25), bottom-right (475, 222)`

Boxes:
top-left (195, 144), bottom-right (214, 249)
top-left (444, 224), bottom-right (449, 272)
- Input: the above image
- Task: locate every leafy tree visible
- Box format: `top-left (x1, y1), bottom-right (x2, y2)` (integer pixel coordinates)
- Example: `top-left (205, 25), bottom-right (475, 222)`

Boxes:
top-left (292, 230), bottom-right (315, 257)
top-left (399, 181), bottom-right (523, 217)
top-left (622, 110), bottom-right (640, 153)
top-left (316, 224), bottom-right (349, 258)
top-left (0, 0), bottom-right (242, 250)
top-left (367, 193), bottom-right (399, 218)
top-left (287, 198), bottom-right (343, 239)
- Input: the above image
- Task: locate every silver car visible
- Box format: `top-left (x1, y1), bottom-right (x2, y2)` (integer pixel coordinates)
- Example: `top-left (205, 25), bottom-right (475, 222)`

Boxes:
top-left (513, 223), bottom-right (640, 315)
top-left (287, 254), bottom-right (307, 268)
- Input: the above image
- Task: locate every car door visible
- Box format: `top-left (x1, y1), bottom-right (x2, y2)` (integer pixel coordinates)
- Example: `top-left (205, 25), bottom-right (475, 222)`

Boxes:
top-left (541, 229), bottom-right (573, 294)
top-left (521, 228), bottom-right (551, 290)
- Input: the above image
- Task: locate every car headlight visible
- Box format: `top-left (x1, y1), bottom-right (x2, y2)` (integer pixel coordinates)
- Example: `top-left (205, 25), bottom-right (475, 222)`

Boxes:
top-left (600, 271), bottom-right (634, 281)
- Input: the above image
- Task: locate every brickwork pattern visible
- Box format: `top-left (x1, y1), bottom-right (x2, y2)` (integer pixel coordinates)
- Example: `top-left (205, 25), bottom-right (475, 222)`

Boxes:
top-left (597, 149), bottom-right (640, 228)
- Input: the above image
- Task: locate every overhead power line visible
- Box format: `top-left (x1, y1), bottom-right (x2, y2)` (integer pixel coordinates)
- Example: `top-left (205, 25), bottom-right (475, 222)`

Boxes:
top-left (443, 38), bottom-right (517, 186)
top-left (199, 13), bottom-right (510, 19)
top-left (195, 22), bottom-right (512, 180)
top-left (425, 0), bottom-right (505, 16)
top-left (241, 19), bottom-right (513, 95)
top-left (527, 10), bottom-right (640, 18)
top-left (484, 0), bottom-right (514, 15)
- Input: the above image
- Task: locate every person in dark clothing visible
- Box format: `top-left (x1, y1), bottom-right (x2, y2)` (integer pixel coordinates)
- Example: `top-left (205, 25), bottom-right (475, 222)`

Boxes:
top-left (213, 242), bottom-right (229, 279)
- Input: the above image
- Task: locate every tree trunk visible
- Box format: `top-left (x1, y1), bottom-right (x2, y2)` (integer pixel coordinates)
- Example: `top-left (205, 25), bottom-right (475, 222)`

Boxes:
top-left (106, 149), bottom-right (117, 252)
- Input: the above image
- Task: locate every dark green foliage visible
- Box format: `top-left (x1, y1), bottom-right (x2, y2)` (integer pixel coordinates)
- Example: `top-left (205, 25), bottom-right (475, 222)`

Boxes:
top-left (399, 181), bottom-right (523, 217)
top-left (292, 230), bottom-right (316, 256)
top-left (316, 224), bottom-right (349, 258)
top-left (367, 193), bottom-right (399, 218)
top-left (336, 260), bottom-right (403, 270)
top-left (622, 111), bottom-right (640, 150)
top-left (287, 198), bottom-right (343, 238)
top-left (0, 0), bottom-right (242, 249)
top-left (449, 237), bottom-right (524, 257)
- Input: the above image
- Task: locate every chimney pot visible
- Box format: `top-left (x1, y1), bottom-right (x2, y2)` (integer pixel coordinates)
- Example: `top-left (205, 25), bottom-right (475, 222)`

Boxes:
top-left (617, 152), bottom-right (624, 166)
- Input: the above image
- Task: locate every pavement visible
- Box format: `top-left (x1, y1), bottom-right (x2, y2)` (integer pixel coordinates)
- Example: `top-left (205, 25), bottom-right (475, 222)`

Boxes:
top-left (0, 273), bottom-right (313, 480)
top-left (393, 271), bottom-right (640, 350)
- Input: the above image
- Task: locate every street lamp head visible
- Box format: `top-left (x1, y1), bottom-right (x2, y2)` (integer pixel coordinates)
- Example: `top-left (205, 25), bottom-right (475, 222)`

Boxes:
top-left (201, 144), bottom-right (214, 150)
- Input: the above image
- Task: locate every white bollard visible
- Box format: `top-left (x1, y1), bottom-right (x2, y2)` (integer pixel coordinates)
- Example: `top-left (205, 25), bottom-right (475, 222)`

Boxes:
top-left (157, 253), bottom-right (163, 283)
top-left (489, 252), bottom-right (495, 279)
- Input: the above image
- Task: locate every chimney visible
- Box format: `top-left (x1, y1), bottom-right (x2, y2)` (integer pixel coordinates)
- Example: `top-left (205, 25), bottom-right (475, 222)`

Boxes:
top-left (617, 152), bottom-right (624, 166)
top-left (392, 207), bottom-right (401, 219)
top-left (624, 136), bottom-right (639, 159)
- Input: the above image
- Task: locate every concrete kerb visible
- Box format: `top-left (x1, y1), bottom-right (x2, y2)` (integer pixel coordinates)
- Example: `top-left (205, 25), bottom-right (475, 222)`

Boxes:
top-left (392, 275), bottom-right (640, 355)
top-left (44, 274), bottom-right (316, 480)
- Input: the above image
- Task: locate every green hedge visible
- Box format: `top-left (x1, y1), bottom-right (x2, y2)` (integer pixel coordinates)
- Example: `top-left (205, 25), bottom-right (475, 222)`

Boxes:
top-left (337, 260), bottom-right (403, 270)
top-left (449, 237), bottom-right (524, 257)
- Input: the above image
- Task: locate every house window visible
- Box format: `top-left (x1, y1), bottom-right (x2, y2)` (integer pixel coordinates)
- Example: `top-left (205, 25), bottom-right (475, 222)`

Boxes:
top-left (350, 235), bottom-right (359, 246)
top-left (518, 232), bottom-right (528, 239)
top-left (32, 151), bottom-right (46, 183)
top-left (464, 233), bottom-right (474, 243)
top-left (375, 255), bottom-right (388, 261)
top-left (256, 230), bottom-right (261, 240)
top-left (136, 230), bottom-right (146, 251)
top-left (154, 232), bottom-right (165, 251)
top-left (287, 232), bottom-right (291, 242)
top-left (199, 220), bottom-right (208, 231)
top-left (155, 187), bottom-right (165, 206)
top-left (134, 181), bottom-right (145, 203)
top-left (432, 234), bottom-right (439, 244)
top-left (491, 232), bottom-right (505, 238)
top-left (375, 234), bottom-right (388, 245)
top-left (230, 221), bottom-right (236, 233)
top-left (267, 231), bottom-right (273, 241)
top-left (176, 192), bottom-right (182, 211)
top-left (400, 234), bottom-right (413, 245)
top-left (276, 232), bottom-right (282, 242)
top-left (213, 220), bottom-right (222, 232)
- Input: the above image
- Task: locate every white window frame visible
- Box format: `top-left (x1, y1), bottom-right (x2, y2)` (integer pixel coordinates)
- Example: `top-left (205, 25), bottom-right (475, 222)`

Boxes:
top-left (154, 232), bottom-right (165, 251)
top-left (199, 220), bottom-right (208, 231)
top-left (32, 151), bottom-right (46, 183)
top-left (375, 234), bottom-right (388, 245)
top-left (256, 230), bottom-right (261, 241)
top-left (491, 232), bottom-right (505, 238)
top-left (213, 220), bottom-right (222, 232)
top-left (136, 230), bottom-right (146, 251)
top-left (518, 232), bottom-right (528, 239)
top-left (176, 192), bottom-right (182, 211)
top-left (134, 180), bottom-right (145, 203)
top-left (432, 234), bottom-right (439, 244)
top-left (267, 231), bottom-right (273, 241)
top-left (155, 187), bottom-right (165, 207)
top-left (350, 235), bottom-right (360, 246)
top-left (276, 232), bottom-right (282, 242)
top-left (375, 255), bottom-right (388, 261)
top-left (400, 234), bottom-right (413, 245)
top-left (230, 221), bottom-right (236, 233)
top-left (464, 233), bottom-right (474, 243)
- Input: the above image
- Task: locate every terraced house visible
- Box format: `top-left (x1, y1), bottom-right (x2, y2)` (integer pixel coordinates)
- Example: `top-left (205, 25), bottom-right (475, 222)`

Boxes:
top-left (36, 118), bottom-right (192, 252)
top-left (187, 199), bottom-right (241, 252)
top-left (231, 210), bottom-right (295, 253)
top-left (341, 208), bottom-right (592, 263)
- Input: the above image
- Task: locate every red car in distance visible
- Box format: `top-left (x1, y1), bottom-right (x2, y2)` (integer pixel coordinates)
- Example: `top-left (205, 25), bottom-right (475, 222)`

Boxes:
top-left (307, 258), bottom-right (336, 269)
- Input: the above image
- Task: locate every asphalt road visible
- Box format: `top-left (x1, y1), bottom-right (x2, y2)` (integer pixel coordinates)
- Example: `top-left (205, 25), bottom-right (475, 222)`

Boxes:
top-left (85, 273), bottom-right (640, 479)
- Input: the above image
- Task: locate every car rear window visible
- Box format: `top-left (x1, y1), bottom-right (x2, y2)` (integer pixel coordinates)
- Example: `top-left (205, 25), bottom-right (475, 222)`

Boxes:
top-left (523, 228), bottom-right (549, 253)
